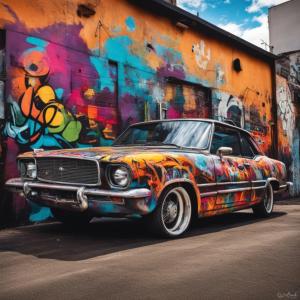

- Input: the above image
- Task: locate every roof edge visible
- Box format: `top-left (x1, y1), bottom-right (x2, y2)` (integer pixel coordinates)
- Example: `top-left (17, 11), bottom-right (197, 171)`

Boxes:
top-left (129, 0), bottom-right (278, 61)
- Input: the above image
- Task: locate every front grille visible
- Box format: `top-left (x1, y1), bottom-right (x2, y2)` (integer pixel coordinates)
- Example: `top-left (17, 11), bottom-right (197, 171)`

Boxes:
top-left (36, 157), bottom-right (100, 185)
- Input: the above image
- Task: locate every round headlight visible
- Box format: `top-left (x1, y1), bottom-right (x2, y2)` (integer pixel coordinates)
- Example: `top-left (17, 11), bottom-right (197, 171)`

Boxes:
top-left (26, 162), bottom-right (37, 179)
top-left (111, 166), bottom-right (130, 187)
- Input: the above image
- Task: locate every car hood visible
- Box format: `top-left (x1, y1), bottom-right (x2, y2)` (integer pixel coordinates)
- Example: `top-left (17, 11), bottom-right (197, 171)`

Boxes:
top-left (18, 146), bottom-right (203, 162)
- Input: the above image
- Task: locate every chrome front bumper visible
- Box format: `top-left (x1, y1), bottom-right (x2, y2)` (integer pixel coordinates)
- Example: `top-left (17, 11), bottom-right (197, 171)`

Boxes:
top-left (5, 178), bottom-right (152, 212)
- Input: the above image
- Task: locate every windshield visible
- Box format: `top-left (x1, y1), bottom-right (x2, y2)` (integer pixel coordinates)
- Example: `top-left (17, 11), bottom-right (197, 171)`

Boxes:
top-left (114, 120), bottom-right (212, 149)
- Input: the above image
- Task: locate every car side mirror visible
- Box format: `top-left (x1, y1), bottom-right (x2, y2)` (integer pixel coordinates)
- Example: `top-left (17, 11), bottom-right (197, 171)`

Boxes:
top-left (217, 147), bottom-right (232, 157)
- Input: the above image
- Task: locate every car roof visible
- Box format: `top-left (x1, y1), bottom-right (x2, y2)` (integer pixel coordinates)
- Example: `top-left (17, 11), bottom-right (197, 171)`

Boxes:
top-left (131, 118), bottom-right (252, 136)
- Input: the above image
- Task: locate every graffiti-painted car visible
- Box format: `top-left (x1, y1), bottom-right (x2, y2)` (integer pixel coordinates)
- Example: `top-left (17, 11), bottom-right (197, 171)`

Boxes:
top-left (6, 119), bottom-right (292, 237)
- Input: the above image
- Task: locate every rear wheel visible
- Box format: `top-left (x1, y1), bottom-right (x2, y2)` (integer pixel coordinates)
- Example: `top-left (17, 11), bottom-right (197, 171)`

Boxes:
top-left (51, 208), bottom-right (92, 226)
top-left (145, 186), bottom-right (192, 238)
top-left (252, 183), bottom-right (274, 217)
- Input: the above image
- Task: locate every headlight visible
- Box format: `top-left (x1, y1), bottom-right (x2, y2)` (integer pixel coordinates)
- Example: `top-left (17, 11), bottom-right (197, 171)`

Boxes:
top-left (19, 160), bottom-right (37, 179)
top-left (27, 162), bottom-right (37, 178)
top-left (109, 165), bottom-right (130, 188)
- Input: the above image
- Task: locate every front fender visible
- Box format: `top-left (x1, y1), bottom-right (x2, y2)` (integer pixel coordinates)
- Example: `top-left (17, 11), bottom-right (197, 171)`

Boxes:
top-left (105, 152), bottom-right (200, 209)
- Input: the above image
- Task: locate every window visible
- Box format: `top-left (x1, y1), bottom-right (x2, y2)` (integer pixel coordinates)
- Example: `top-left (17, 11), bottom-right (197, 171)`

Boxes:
top-left (114, 120), bottom-right (212, 149)
top-left (210, 126), bottom-right (241, 156)
top-left (240, 133), bottom-right (260, 157)
top-left (240, 134), bottom-right (254, 157)
top-left (164, 82), bottom-right (211, 119)
top-left (158, 102), bottom-right (168, 120)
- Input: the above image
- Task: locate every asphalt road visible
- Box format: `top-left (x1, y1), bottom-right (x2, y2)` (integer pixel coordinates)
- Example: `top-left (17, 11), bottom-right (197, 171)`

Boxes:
top-left (0, 203), bottom-right (299, 300)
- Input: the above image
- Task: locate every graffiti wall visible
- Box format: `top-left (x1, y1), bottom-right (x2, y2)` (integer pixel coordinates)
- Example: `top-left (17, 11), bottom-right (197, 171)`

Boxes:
top-left (276, 52), bottom-right (300, 196)
top-left (0, 0), bottom-right (278, 226)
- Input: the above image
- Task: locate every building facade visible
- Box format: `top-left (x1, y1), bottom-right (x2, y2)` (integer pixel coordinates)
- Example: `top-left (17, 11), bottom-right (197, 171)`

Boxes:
top-left (275, 52), bottom-right (300, 196)
top-left (269, 0), bottom-right (300, 55)
top-left (0, 0), bottom-right (280, 226)
top-left (269, 0), bottom-right (300, 197)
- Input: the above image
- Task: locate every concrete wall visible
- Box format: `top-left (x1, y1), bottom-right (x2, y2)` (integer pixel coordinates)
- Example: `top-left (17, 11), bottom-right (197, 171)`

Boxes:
top-left (269, 0), bottom-right (300, 55)
top-left (0, 0), bottom-right (279, 226)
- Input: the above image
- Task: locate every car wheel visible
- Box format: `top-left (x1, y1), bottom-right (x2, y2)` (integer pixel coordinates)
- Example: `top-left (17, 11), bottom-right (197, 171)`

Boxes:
top-left (252, 183), bottom-right (274, 217)
top-left (145, 186), bottom-right (192, 238)
top-left (51, 208), bottom-right (92, 226)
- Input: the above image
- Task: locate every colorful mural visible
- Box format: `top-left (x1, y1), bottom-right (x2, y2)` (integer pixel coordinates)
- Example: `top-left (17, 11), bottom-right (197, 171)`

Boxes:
top-left (4, 32), bottom-right (118, 151)
top-left (276, 51), bottom-right (300, 196)
top-left (215, 92), bottom-right (245, 128)
top-left (0, 0), bottom-right (286, 226)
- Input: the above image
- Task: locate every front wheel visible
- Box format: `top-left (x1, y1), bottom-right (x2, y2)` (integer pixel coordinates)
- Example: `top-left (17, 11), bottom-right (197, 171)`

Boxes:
top-left (51, 208), bottom-right (92, 226)
top-left (252, 183), bottom-right (274, 217)
top-left (144, 186), bottom-right (192, 238)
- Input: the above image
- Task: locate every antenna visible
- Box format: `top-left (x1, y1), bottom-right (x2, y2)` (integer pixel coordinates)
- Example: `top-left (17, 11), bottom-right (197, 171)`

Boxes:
top-left (260, 39), bottom-right (274, 52)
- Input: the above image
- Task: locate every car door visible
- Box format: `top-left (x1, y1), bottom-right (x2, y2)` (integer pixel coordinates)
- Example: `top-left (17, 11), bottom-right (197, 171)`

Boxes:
top-left (210, 124), bottom-right (252, 211)
top-left (239, 132), bottom-right (266, 205)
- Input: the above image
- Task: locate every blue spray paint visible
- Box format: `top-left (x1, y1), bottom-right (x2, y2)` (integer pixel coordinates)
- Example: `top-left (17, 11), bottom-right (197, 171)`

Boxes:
top-left (125, 16), bottom-right (136, 32)
top-left (29, 202), bottom-right (53, 222)
top-left (55, 88), bottom-right (64, 100)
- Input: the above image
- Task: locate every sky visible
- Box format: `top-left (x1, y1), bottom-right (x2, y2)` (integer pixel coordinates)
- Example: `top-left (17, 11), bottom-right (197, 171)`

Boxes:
top-left (177, 0), bottom-right (290, 50)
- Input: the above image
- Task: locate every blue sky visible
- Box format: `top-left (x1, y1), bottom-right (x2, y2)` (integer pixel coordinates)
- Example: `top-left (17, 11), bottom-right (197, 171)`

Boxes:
top-left (177, 0), bottom-right (290, 50)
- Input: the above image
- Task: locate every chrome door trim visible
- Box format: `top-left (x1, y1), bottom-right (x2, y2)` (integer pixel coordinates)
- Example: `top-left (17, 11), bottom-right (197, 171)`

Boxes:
top-left (198, 180), bottom-right (267, 189)
top-left (199, 181), bottom-right (269, 197)
top-left (197, 182), bottom-right (217, 187)
top-left (252, 180), bottom-right (266, 184)
top-left (217, 187), bottom-right (252, 194)
top-left (200, 186), bottom-right (252, 197)
top-left (198, 180), bottom-right (249, 187)
top-left (200, 191), bottom-right (218, 197)
top-left (252, 186), bottom-right (266, 190)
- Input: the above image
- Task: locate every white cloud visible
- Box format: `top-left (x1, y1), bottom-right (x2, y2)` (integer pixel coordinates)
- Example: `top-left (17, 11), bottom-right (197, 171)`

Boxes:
top-left (242, 16), bottom-right (269, 48)
top-left (252, 13), bottom-right (267, 24)
top-left (177, 0), bottom-right (208, 14)
top-left (218, 13), bottom-right (269, 49)
top-left (218, 22), bottom-right (243, 36)
top-left (219, 0), bottom-right (290, 49)
top-left (177, 0), bottom-right (290, 50)
top-left (246, 0), bottom-right (290, 13)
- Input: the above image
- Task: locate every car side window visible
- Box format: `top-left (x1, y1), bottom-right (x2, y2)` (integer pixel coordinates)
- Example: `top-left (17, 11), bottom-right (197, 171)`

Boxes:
top-left (240, 133), bottom-right (259, 157)
top-left (210, 126), bottom-right (241, 156)
top-left (240, 134), bottom-right (254, 158)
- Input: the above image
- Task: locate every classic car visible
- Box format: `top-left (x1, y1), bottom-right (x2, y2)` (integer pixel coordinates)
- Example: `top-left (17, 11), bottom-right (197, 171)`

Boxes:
top-left (6, 119), bottom-right (292, 237)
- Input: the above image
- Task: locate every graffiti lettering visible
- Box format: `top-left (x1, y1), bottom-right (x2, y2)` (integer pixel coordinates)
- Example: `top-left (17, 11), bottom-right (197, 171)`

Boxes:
top-left (192, 40), bottom-right (211, 70)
